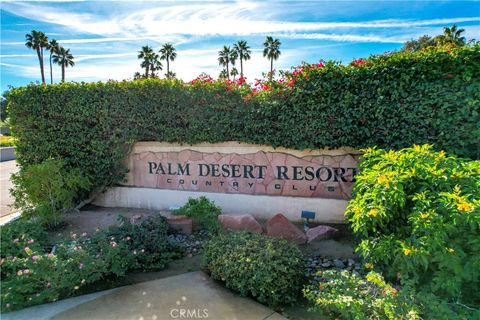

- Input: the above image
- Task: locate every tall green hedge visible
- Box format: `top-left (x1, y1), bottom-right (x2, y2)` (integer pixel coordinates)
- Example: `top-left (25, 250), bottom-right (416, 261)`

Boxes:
top-left (7, 45), bottom-right (480, 194)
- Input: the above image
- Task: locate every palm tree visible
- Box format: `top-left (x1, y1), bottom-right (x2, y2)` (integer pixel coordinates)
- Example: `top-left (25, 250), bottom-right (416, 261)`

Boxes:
top-left (230, 50), bottom-right (238, 71)
top-left (138, 46), bottom-right (154, 78)
top-left (233, 40), bottom-right (251, 77)
top-left (25, 30), bottom-right (49, 84)
top-left (52, 47), bottom-right (75, 82)
top-left (263, 36), bottom-right (281, 80)
top-left (219, 69), bottom-right (228, 79)
top-left (436, 25), bottom-right (466, 46)
top-left (218, 46), bottom-right (236, 80)
top-left (231, 67), bottom-right (238, 80)
top-left (149, 53), bottom-right (162, 78)
top-left (47, 39), bottom-right (60, 84)
top-left (159, 43), bottom-right (177, 76)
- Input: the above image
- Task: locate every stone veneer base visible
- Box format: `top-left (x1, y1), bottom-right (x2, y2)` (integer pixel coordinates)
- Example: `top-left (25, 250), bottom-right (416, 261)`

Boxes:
top-left (93, 186), bottom-right (348, 223)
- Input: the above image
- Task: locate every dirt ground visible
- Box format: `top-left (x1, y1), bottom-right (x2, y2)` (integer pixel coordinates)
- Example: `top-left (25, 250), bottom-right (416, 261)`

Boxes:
top-left (58, 205), bottom-right (356, 259)
top-left (59, 206), bottom-right (159, 234)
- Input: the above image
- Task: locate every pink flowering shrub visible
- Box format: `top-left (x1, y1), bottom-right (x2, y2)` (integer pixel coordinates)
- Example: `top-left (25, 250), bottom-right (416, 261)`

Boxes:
top-left (83, 215), bottom-right (176, 272)
top-left (1, 215), bottom-right (175, 311)
top-left (1, 241), bottom-right (106, 311)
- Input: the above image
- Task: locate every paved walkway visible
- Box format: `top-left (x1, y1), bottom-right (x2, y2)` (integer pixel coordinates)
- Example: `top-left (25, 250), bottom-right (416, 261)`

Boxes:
top-left (0, 160), bottom-right (18, 217)
top-left (3, 272), bottom-right (286, 320)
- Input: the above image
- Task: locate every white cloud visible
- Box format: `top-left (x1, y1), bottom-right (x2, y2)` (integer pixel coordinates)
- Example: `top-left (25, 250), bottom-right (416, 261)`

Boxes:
top-left (74, 52), bottom-right (137, 62)
top-left (3, 2), bottom-right (479, 41)
top-left (0, 54), bottom-right (36, 58)
top-left (279, 33), bottom-right (406, 43)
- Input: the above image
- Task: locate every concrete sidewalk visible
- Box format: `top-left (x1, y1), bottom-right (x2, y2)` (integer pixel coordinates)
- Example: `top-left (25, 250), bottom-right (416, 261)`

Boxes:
top-left (3, 272), bottom-right (286, 320)
top-left (0, 160), bottom-right (18, 217)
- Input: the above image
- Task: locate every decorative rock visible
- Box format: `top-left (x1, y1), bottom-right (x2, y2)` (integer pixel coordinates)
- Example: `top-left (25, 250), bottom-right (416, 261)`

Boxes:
top-left (218, 214), bottom-right (263, 233)
top-left (306, 225), bottom-right (339, 243)
top-left (266, 213), bottom-right (307, 244)
top-left (333, 259), bottom-right (346, 269)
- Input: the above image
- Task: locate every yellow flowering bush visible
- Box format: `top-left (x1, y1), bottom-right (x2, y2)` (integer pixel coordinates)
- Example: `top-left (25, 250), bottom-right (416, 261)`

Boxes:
top-left (346, 145), bottom-right (480, 316)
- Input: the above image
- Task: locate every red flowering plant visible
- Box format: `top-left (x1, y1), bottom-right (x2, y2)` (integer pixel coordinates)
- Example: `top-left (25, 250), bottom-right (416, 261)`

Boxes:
top-left (190, 61), bottom-right (329, 101)
top-left (350, 58), bottom-right (367, 67)
top-left (290, 60), bottom-right (325, 78)
top-left (189, 73), bottom-right (215, 87)
top-left (243, 77), bottom-right (279, 100)
top-left (189, 73), bottom-right (252, 99)
top-left (253, 60), bottom-right (327, 97)
top-left (283, 60), bottom-right (326, 86)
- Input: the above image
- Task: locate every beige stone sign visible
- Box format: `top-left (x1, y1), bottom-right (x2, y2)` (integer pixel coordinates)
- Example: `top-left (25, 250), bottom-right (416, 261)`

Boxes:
top-left (125, 142), bottom-right (360, 200)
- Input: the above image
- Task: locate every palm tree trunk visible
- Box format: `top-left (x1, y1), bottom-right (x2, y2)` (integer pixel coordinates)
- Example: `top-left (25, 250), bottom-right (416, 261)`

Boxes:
top-left (167, 59), bottom-right (170, 75)
top-left (270, 58), bottom-right (273, 80)
top-left (240, 58), bottom-right (243, 77)
top-left (145, 65), bottom-right (149, 78)
top-left (49, 52), bottom-right (53, 84)
top-left (37, 47), bottom-right (46, 84)
top-left (61, 63), bottom-right (65, 82)
top-left (226, 63), bottom-right (230, 80)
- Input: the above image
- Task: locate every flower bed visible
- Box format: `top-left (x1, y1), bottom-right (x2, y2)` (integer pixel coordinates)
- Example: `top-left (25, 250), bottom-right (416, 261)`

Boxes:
top-left (0, 214), bottom-right (178, 311)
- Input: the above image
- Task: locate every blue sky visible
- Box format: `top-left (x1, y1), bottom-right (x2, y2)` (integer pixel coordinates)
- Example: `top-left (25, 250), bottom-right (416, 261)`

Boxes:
top-left (1, 0), bottom-right (479, 92)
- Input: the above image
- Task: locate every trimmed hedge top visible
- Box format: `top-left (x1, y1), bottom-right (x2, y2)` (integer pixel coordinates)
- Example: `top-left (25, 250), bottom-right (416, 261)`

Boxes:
top-left (7, 45), bottom-right (480, 193)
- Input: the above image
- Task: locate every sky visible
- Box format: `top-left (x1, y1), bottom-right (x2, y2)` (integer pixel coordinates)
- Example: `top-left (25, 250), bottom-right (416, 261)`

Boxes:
top-left (1, 0), bottom-right (479, 92)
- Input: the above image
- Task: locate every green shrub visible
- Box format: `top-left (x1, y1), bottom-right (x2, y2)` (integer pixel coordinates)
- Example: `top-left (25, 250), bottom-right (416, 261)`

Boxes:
top-left (10, 159), bottom-right (91, 228)
top-left (173, 197), bottom-right (221, 233)
top-left (346, 145), bottom-right (480, 307)
top-left (5, 46), bottom-right (479, 199)
top-left (202, 231), bottom-right (304, 307)
top-left (303, 270), bottom-right (419, 320)
top-left (411, 289), bottom-right (480, 320)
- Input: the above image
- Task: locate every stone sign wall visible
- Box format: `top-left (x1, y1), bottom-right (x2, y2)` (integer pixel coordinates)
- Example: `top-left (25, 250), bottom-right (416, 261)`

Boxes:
top-left (123, 142), bottom-right (360, 200)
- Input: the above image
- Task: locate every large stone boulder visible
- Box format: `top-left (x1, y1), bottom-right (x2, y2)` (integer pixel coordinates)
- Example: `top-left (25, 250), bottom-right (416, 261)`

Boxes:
top-left (306, 225), bottom-right (339, 243)
top-left (266, 213), bottom-right (307, 244)
top-left (218, 214), bottom-right (263, 233)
